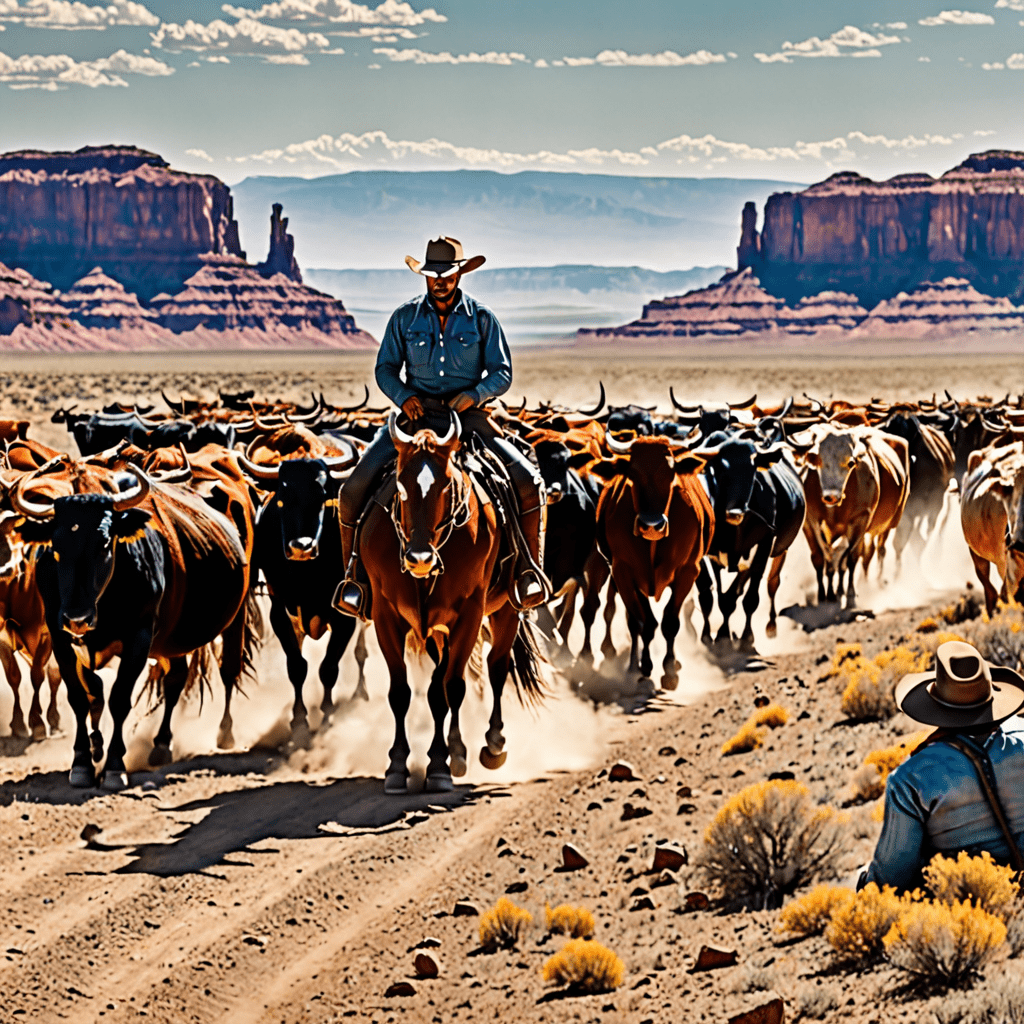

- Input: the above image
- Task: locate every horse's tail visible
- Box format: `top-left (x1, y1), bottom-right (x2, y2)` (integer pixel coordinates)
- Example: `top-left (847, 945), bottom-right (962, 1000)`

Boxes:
top-left (508, 615), bottom-right (549, 708)
top-left (184, 644), bottom-right (216, 709)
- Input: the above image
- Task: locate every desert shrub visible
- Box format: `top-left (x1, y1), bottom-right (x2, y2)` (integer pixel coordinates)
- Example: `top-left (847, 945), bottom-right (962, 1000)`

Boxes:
top-left (932, 972), bottom-right (1024, 1023)
top-left (721, 703), bottom-right (789, 755)
top-left (863, 730), bottom-right (931, 781)
top-left (847, 763), bottom-right (886, 802)
top-left (479, 897), bottom-right (533, 952)
top-left (918, 595), bottom-right (983, 636)
top-left (824, 883), bottom-right (911, 964)
top-left (971, 602), bottom-right (1024, 674)
top-left (839, 646), bottom-right (930, 721)
top-left (727, 963), bottom-right (776, 994)
top-left (698, 780), bottom-right (850, 909)
top-left (884, 900), bottom-right (1006, 990)
top-left (924, 851), bottom-right (1020, 920)
top-left (823, 641), bottom-right (864, 678)
top-left (778, 885), bottom-right (855, 937)
top-left (541, 939), bottom-right (624, 992)
top-left (792, 980), bottom-right (842, 1020)
top-left (918, 616), bottom-right (939, 633)
top-left (545, 903), bottom-right (595, 939)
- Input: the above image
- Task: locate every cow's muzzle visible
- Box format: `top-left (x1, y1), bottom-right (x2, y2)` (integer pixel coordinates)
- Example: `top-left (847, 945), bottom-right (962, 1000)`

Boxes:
top-left (635, 513), bottom-right (669, 541)
top-left (821, 492), bottom-right (842, 507)
top-left (725, 508), bottom-right (745, 526)
top-left (286, 536), bottom-right (319, 561)
top-left (546, 483), bottom-right (563, 505)
top-left (404, 548), bottom-right (439, 577)
top-left (63, 614), bottom-right (94, 637)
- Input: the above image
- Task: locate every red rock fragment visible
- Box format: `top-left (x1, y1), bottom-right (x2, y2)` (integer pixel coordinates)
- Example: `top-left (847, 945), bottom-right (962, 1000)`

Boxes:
top-left (413, 953), bottom-right (439, 978)
top-left (452, 901), bottom-right (479, 917)
top-left (694, 945), bottom-right (737, 970)
top-left (728, 997), bottom-right (784, 1024)
top-left (608, 761), bottom-right (638, 782)
top-left (384, 981), bottom-right (416, 998)
top-left (683, 892), bottom-right (710, 912)
top-left (561, 843), bottom-right (589, 870)
top-left (651, 845), bottom-right (687, 873)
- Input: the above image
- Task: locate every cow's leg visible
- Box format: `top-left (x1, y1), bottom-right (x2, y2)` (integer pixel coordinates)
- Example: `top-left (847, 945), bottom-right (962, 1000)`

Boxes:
top-left (0, 641), bottom-right (28, 739)
top-left (149, 656), bottom-right (188, 767)
top-left (351, 621), bottom-right (369, 702)
top-left (601, 579), bottom-right (618, 661)
top-left (57, 650), bottom-right (98, 787)
top-left (715, 566), bottom-right (745, 645)
top-left (660, 577), bottom-right (689, 691)
top-left (765, 552), bottom-right (788, 638)
top-left (970, 549), bottom-right (1000, 615)
top-left (804, 525), bottom-right (827, 604)
top-left (578, 553), bottom-right (609, 665)
top-left (696, 561), bottom-right (715, 646)
top-left (424, 639), bottom-right (455, 791)
top-left (268, 599), bottom-right (309, 736)
top-left (27, 643), bottom-right (50, 740)
top-left (481, 604), bottom-right (519, 768)
top-left (217, 608), bottom-right (247, 750)
top-left (376, 611), bottom-right (411, 794)
top-left (100, 628), bottom-right (151, 792)
top-left (844, 535), bottom-right (864, 608)
top-left (738, 540), bottom-right (773, 651)
top-left (319, 614), bottom-right (356, 723)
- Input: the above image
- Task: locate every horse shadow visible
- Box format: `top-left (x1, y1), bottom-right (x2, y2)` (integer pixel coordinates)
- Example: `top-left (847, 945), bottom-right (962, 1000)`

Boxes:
top-left (781, 602), bottom-right (875, 633)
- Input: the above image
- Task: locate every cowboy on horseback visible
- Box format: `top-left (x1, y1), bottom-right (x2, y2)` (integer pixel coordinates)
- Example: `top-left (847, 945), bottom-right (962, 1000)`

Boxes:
top-left (334, 236), bottom-right (550, 619)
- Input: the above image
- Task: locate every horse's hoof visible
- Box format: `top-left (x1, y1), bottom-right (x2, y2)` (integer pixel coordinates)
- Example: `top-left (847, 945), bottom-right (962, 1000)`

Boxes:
top-left (90, 730), bottom-right (104, 760)
top-left (69, 765), bottom-right (95, 788)
top-left (449, 756), bottom-right (467, 778)
top-left (480, 747), bottom-right (507, 770)
top-left (100, 771), bottom-right (128, 792)
top-left (660, 675), bottom-right (679, 691)
top-left (31, 724), bottom-right (47, 742)
top-left (384, 772), bottom-right (409, 795)
top-left (765, 623), bottom-right (778, 639)
top-left (216, 729), bottom-right (235, 750)
top-left (424, 773), bottom-right (454, 793)
top-left (148, 743), bottom-right (173, 767)
top-left (10, 721), bottom-right (29, 740)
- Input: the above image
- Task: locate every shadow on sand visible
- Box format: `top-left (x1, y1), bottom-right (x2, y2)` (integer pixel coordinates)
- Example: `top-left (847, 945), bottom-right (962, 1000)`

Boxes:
top-left (781, 602), bottom-right (875, 633)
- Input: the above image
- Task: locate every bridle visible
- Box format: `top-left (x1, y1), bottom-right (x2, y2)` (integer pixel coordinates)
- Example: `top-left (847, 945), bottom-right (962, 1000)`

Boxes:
top-left (390, 460), bottom-right (472, 577)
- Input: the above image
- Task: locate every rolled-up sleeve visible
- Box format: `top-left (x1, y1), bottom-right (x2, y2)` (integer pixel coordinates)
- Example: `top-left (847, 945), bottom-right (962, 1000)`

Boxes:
top-left (470, 308), bottom-right (512, 404)
top-left (862, 767), bottom-right (929, 892)
top-left (375, 309), bottom-right (416, 408)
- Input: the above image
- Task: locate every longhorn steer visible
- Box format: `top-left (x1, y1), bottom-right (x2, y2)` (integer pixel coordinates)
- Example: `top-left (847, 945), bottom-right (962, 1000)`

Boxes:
top-left (589, 434), bottom-right (713, 688)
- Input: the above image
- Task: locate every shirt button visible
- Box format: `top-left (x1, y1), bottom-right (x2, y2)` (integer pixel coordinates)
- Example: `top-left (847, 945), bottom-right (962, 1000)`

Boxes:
top-left (440, 356), bottom-right (445, 362)
top-left (440, 341), bottom-right (444, 347)
top-left (439, 370), bottom-right (445, 377)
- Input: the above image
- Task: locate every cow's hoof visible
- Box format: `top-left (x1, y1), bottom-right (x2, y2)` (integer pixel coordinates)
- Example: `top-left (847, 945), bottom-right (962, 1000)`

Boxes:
top-left (765, 623), bottom-right (778, 639)
top-left (424, 773), bottom-right (454, 793)
top-left (660, 674), bottom-right (679, 691)
top-left (69, 765), bottom-right (95, 788)
top-left (100, 771), bottom-right (128, 792)
top-left (10, 719), bottom-right (29, 740)
top-left (384, 772), bottom-right (408, 795)
top-left (449, 755), bottom-right (467, 778)
top-left (480, 746), bottom-right (507, 770)
top-left (148, 743), bottom-right (173, 767)
top-left (216, 728), bottom-right (235, 750)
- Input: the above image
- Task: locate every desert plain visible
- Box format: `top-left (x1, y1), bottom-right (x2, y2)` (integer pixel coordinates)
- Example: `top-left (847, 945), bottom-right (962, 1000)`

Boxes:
top-left (0, 344), bottom-right (1021, 1024)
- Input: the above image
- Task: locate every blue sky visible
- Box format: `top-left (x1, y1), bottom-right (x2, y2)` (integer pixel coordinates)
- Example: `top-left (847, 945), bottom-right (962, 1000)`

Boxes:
top-left (0, 0), bottom-right (1021, 183)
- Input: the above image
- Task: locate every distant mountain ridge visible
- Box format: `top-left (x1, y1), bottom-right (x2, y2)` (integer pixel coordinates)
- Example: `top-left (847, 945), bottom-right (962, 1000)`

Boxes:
top-left (231, 170), bottom-right (804, 273)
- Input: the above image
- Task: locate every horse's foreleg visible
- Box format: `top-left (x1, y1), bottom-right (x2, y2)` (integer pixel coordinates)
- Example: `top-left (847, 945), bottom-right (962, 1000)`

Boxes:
top-left (376, 612), bottom-right (411, 794)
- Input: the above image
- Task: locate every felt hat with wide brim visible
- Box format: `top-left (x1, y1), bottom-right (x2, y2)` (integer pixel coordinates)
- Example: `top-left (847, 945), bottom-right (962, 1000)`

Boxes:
top-left (894, 639), bottom-right (1024, 732)
top-left (405, 236), bottom-right (486, 277)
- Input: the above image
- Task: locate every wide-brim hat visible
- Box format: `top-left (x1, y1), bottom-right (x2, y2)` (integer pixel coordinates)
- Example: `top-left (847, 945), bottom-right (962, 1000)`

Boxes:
top-left (405, 236), bottom-right (486, 277)
top-left (894, 640), bottom-right (1024, 732)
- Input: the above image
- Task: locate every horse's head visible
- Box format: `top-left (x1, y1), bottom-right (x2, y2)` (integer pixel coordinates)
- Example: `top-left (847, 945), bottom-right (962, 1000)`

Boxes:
top-left (388, 410), bottom-right (464, 577)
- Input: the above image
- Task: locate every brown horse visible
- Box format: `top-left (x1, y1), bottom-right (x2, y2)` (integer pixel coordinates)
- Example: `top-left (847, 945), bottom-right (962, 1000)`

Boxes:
top-left (360, 409), bottom-right (545, 794)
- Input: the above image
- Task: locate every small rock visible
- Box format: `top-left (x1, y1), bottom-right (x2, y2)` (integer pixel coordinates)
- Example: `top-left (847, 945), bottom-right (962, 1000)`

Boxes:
top-left (242, 935), bottom-right (265, 947)
top-left (798, 710), bottom-right (811, 720)
top-left (651, 845), bottom-right (687, 873)
top-left (658, 745), bottom-right (676, 756)
top-left (453, 901), bottom-right (479, 917)
top-left (630, 895), bottom-right (656, 911)
top-left (413, 953), bottom-right (439, 978)
top-left (505, 881), bottom-right (528, 894)
top-left (676, 785), bottom-right (692, 798)
top-left (673, 756), bottom-right (687, 767)
top-left (412, 937), bottom-right (441, 950)
top-left (587, 801), bottom-right (602, 811)
top-left (496, 837), bottom-right (507, 847)
top-left (728, 997), bottom-right (784, 1024)
top-left (694, 945), bottom-right (737, 970)
top-left (384, 981), bottom-right (416, 998)
top-left (768, 771), bottom-right (795, 782)
top-left (80, 824), bottom-right (102, 842)
top-left (684, 892), bottom-right (710, 912)
top-left (677, 803), bottom-right (697, 816)
top-left (731, 769), bottom-right (746, 778)
top-left (753, 695), bottom-right (770, 708)
top-left (629, 787), bottom-right (647, 798)
top-left (543, 829), bottom-right (556, 837)
top-left (608, 760), bottom-right (638, 782)
top-left (651, 870), bottom-right (677, 889)
top-left (561, 843), bottom-right (589, 870)
top-left (630, 886), bottom-right (650, 897)
top-left (621, 803), bottom-right (652, 821)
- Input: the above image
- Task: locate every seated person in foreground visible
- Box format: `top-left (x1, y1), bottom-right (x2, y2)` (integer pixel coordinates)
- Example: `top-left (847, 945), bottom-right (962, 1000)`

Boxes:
top-left (862, 640), bottom-right (1024, 891)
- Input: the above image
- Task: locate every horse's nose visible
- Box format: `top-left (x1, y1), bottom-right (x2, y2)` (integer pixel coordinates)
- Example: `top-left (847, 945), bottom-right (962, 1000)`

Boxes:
top-left (822, 492), bottom-right (841, 507)
top-left (404, 549), bottom-right (437, 577)
top-left (725, 508), bottom-right (744, 526)
top-left (286, 536), bottom-right (318, 561)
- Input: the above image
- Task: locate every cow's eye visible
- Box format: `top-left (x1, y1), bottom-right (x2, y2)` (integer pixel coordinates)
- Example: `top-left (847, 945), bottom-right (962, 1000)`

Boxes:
top-left (276, 499), bottom-right (284, 508)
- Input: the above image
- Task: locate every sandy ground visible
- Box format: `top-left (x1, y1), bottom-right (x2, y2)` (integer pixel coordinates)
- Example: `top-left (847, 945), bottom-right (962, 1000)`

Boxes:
top-left (0, 347), bottom-right (1019, 1023)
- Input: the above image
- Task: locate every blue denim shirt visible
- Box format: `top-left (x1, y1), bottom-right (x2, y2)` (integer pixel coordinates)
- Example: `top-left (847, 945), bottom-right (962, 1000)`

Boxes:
top-left (864, 718), bottom-right (1024, 891)
top-left (375, 291), bottom-right (512, 409)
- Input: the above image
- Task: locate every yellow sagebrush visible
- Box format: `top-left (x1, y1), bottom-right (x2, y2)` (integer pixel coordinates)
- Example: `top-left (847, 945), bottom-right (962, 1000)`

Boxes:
top-left (863, 731), bottom-right (931, 781)
top-left (545, 903), bottom-right (595, 939)
top-left (839, 646), bottom-right (930, 721)
top-left (778, 885), bottom-right (855, 937)
top-left (825, 883), bottom-right (913, 963)
top-left (721, 702), bottom-right (789, 755)
top-left (924, 851), bottom-right (1020, 921)
top-left (479, 897), bottom-right (532, 952)
top-left (541, 939), bottom-right (624, 992)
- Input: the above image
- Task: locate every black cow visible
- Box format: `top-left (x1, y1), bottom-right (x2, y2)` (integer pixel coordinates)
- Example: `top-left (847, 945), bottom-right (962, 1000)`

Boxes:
top-left (605, 405), bottom-right (655, 437)
top-left (922, 400), bottom-right (1008, 484)
top-left (243, 457), bottom-right (368, 741)
top-left (691, 432), bottom-right (806, 648)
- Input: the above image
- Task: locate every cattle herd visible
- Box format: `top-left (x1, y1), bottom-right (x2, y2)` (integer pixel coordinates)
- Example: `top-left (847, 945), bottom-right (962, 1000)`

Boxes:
top-left (0, 385), bottom-right (1021, 793)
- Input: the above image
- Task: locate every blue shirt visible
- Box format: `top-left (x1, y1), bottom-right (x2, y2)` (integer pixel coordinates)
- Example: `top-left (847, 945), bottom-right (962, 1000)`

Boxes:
top-left (375, 291), bottom-right (512, 409)
top-left (864, 718), bottom-right (1024, 891)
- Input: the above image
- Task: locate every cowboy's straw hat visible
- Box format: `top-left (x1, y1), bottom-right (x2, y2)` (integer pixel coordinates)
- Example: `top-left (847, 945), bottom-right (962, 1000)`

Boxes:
top-left (405, 236), bottom-right (486, 277)
top-left (894, 640), bottom-right (1024, 732)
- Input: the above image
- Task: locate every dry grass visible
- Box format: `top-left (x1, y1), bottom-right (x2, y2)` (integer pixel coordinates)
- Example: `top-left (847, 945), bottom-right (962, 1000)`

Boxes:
top-left (971, 602), bottom-right (1024, 674)
top-left (825, 883), bottom-right (912, 964)
top-left (698, 780), bottom-right (850, 910)
top-left (839, 646), bottom-right (930, 721)
top-left (541, 939), bottom-right (625, 993)
top-left (545, 903), bottom-right (595, 939)
top-left (918, 594), bottom-right (983, 634)
top-left (864, 730), bottom-right (931, 779)
top-left (931, 972), bottom-right (1024, 1023)
top-left (793, 981), bottom-right (842, 1020)
top-left (884, 899), bottom-right (1007, 989)
top-left (778, 885), bottom-right (855, 938)
top-left (721, 703), bottom-right (789, 755)
top-left (752, 702), bottom-right (789, 728)
top-left (479, 897), bottom-right (533, 952)
top-left (924, 851), bottom-right (1020, 920)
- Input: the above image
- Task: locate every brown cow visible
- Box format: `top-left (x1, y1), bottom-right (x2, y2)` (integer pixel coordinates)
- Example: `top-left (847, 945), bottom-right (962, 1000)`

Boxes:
top-left (588, 434), bottom-right (713, 689)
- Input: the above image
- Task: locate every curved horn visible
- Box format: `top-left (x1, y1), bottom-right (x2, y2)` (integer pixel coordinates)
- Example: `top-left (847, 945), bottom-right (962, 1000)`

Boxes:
top-left (775, 396), bottom-right (794, 420)
top-left (577, 381), bottom-right (606, 417)
top-left (150, 465), bottom-right (193, 485)
top-left (237, 453), bottom-right (281, 482)
top-left (728, 394), bottom-right (757, 411)
top-left (802, 392), bottom-right (825, 414)
top-left (606, 431), bottom-right (635, 455)
top-left (339, 384), bottom-right (370, 414)
top-left (669, 387), bottom-right (700, 413)
top-left (11, 484), bottom-right (56, 521)
top-left (387, 410), bottom-right (417, 447)
top-left (435, 411), bottom-right (461, 447)
top-left (161, 390), bottom-right (184, 415)
top-left (320, 444), bottom-right (358, 468)
top-left (112, 465), bottom-right (150, 511)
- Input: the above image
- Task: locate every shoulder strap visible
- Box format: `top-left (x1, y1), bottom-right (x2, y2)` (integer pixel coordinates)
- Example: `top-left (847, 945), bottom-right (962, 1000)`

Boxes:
top-left (914, 730), bottom-right (1024, 874)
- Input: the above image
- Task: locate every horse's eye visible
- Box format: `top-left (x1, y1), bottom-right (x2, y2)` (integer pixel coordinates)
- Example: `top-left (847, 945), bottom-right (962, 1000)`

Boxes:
top-left (397, 481), bottom-right (408, 502)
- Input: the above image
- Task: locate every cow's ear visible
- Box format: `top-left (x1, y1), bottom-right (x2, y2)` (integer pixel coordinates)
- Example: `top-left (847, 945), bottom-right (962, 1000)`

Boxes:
top-left (112, 508), bottom-right (152, 544)
top-left (568, 451), bottom-right (595, 470)
top-left (587, 459), bottom-right (624, 481)
top-left (674, 455), bottom-right (705, 475)
top-left (755, 448), bottom-right (784, 468)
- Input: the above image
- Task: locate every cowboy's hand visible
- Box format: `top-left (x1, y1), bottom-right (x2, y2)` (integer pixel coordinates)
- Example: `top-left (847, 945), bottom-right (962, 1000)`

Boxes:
top-left (402, 396), bottom-right (424, 421)
top-left (450, 392), bottom-right (476, 413)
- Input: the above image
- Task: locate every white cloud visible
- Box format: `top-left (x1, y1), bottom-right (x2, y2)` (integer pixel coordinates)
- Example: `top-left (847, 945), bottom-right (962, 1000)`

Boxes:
top-left (207, 54), bottom-right (230, 63)
top-left (995, 0), bottom-right (1024, 8)
top-left (982, 60), bottom-right (1005, 67)
top-left (264, 51), bottom-right (309, 62)
top-left (221, 0), bottom-right (445, 26)
top-left (755, 25), bottom-right (899, 62)
top-left (982, 52), bottom-right (1024, 67)
top-left (185, 148), bottom-right (214, 162)
top-left (0, 0), bottom-right (158, 29)
top-left (887, 21), bottom-right (908, 29)
top-left (151, 17), bottom-right (341, 60)
top-left (919, 55), bottom-right (931, 60)
top-left (0, 45), bottom-right (171, 87)
top-left (373, 47), bottom-right (528, 64)
top-left (974, 129), bottom-right (997, 135)
top-left (561, 48), bottom-right (726, 67)
top-left (918, 10), bottom-right (995, 25)
top-left (534, 57), bottom-right (547, 68)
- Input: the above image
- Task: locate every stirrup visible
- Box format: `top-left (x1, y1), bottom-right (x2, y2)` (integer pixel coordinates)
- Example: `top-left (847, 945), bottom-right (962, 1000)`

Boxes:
top-left (512, 569), bottom-right (549, 611)
top-left (333, 578), bottom-right (369, 621)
